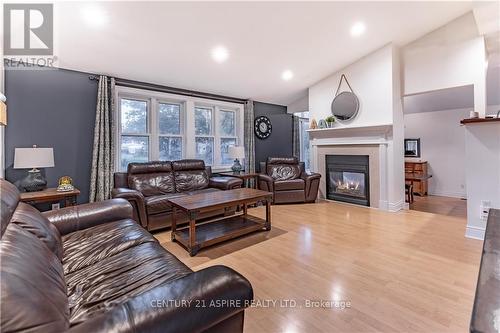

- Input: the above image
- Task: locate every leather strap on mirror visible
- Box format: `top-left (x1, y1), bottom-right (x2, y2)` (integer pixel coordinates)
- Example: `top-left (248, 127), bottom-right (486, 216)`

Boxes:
top-left (334, 74), bottom-right (354, 96)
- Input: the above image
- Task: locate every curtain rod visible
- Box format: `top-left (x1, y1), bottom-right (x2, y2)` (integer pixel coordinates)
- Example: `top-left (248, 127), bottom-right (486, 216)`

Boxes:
top-left (89, 75), bottom-right (246, 104)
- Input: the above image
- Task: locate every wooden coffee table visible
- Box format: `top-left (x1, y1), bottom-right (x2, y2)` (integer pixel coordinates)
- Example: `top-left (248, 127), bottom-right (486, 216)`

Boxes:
top-left (169, 188), bottom-right (273, 256)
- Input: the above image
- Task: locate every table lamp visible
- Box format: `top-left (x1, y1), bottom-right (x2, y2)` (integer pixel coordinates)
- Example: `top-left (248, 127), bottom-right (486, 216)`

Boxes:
top-left (228, 146), bottom-right (245, 173)
top-left (14, 145), bottom-right (55, 192)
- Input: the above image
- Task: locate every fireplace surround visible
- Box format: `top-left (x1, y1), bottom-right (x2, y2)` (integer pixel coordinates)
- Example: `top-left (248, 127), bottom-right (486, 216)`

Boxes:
top-left (326, 155), bottom-right (370, 206)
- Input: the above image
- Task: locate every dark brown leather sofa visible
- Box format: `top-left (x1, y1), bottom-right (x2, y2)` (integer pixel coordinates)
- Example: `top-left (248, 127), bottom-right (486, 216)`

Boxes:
top-left (112, 160), bottom-right (243, 231)
top-left (0, 178), bottom-right (253, 333)
top-left (258, 157), bottom-right (321, 204)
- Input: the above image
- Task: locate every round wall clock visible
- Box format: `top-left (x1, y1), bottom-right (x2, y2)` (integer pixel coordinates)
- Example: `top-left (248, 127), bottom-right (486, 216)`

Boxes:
top-left (254, 116), bottom-right (272, 139)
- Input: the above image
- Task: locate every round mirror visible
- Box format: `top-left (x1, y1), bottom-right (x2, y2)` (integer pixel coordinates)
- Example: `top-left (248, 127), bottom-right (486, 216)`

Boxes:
top-left (331, 91), bottom-right (359, 121)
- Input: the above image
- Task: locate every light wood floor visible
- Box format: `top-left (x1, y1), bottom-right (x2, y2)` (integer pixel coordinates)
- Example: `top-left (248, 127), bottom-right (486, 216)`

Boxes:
top-left (410, 195), bottom-right (467, 219)
top-left (155, 201), bottom-right (482, 333)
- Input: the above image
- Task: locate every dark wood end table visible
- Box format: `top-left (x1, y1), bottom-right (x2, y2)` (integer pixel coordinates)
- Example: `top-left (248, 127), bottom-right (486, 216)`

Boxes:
top-left (169, 188), bottom-right (272, 256)
top-left (219, 171), bottom-right (260, 189)
top-left (19, 187), bottom-right (80, 207)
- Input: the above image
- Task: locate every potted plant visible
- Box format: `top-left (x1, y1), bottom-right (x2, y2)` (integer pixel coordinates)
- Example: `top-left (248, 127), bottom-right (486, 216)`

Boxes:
top-left (325, 116), bottom-right (336, 128)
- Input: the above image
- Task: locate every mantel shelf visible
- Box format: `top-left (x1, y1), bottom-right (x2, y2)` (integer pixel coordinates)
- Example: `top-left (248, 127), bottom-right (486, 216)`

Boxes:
top-left (460, 117), bottom-right (500, 125)
top-left (306, 123), bottom-right (392, 134)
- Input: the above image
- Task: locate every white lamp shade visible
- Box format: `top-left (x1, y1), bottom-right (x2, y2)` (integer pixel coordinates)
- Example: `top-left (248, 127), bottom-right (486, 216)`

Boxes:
top-left (14, 147), bottom-right (55, 169)
top-left (228, 146), bottom-right (245, 159)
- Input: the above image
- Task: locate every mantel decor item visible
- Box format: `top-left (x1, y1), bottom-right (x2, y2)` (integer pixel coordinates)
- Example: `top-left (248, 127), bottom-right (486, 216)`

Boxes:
top-left (325, 116), bottom-right (336, 128)
top-left (254, 116), bottom-right (272, 139)
top-left (404, 138), bottom-right (421, 158)
top-left (318, 119), bottom-right (327, 129)
top-left (310, 119), bottom-right (318, 129)
top-left (228, 146), bottom-right (245, 173)
top-left (14, 145), bottom-right (55, 192)
top-left (331, 74), bottom-right (359, 122)
top-left (57, 176), bottom-right (75, 192)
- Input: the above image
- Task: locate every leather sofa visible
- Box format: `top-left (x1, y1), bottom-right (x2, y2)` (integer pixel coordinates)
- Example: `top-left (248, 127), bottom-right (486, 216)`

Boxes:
top-left (112, 160), bottom-right (243, 231)
top-left (258, 157), bottom-right (321, 204)
top-left (0, 179), bottom-right (253, 333)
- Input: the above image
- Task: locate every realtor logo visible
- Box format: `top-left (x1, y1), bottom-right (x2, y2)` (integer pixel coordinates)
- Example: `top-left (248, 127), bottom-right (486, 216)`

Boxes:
top-left (3, 4), bottom-right (53, 56)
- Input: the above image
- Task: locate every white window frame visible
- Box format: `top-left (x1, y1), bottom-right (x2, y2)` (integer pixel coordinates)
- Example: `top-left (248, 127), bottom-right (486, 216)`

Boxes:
top-left (115, 86), bottom-right (244, 172)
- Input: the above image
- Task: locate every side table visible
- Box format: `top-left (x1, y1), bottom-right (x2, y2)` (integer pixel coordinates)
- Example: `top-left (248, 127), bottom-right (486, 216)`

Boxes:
top-left (219, 172), bottom-right (260, 189)
top-left (19, 187), bottom-right (80, 208)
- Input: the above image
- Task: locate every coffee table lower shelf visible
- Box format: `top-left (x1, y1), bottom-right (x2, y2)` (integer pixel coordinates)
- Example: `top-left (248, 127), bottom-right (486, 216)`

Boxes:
top-left (172, 214), bottom-right (269, 256)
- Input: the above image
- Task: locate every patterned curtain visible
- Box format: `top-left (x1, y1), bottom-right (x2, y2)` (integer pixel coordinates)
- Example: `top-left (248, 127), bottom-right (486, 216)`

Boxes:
top-left (89, 76), bottom-right (116, 202)
top-left (244, 100), bottom-right (255, 185)
top-left (292, 115), bottom-right (300, 159)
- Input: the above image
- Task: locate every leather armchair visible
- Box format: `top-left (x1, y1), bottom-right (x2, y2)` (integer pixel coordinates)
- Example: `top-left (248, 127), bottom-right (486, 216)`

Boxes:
top-left (258, 157), bottom-right (321, 204)
top-left (112, 160), bottom-right (243, 231)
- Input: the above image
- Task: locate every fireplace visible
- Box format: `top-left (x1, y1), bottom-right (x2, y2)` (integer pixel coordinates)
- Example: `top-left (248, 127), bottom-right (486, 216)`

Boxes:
top-left (326, 155), bottom-right (370, 206)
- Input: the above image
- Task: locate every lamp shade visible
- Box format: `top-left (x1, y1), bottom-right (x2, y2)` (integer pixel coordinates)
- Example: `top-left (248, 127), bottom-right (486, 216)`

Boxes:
top-left (228, 146), bottom-right (245, 159)
top-left (14, 147), bottom-right (55, 169)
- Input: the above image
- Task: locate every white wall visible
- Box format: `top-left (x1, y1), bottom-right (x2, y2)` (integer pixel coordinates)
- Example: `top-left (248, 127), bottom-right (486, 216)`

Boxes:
top-left (309, 44), bottom-right (394, 127)
top-left (403, 13), bottom-right (487, 116)
top-left (464, 123), bottom-right (500, 239)
top-left (308, 44), bottom-right (405, 211)
top-left (404, 108), bottom-right (469, 198)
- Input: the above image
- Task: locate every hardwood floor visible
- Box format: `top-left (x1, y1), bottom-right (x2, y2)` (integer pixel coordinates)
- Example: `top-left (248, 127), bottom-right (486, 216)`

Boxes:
top-left (155, 201), bottom-right (482, 333)
top-left (410, 195), bottom-right (467, 219)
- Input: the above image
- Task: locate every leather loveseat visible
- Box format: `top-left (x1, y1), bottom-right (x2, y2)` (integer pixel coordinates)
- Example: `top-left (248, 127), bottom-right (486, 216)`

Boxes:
top-left (258, 157), bottom-right (321, 204)
top-left (0, 179), bottom-right (253, 333)
top-left (112, 160), bottom-right (243, 231)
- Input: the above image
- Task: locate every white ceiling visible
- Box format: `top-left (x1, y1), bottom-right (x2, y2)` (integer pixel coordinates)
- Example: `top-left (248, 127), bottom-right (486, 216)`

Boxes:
top-left (52, 1), bottom-right (491, 105)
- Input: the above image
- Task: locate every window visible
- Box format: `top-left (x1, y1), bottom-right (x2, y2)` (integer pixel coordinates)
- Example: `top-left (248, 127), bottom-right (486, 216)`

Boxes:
top-left (195, 107), bottom-right (214, 165)
top-left (119, 98), bottom-right (149, 171)
top-left (295, 112), bottom-right (311, 171)
top-left (116, 87), bottom-right (243, 171)
top-left (159, 102), bottom-right (182, 161)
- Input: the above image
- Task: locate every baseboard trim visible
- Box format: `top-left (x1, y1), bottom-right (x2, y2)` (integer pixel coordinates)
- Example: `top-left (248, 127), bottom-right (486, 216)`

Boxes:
top-left (465, 226), bottom-right (485, 240)
top-left (428, 190), bottom-right (466, 199)
top-left (388, 199), bottom-right (404, 212)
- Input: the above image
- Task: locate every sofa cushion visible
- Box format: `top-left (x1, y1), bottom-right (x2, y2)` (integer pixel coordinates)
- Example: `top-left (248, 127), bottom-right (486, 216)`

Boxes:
top-left (1, 224), bottom-right (69, 332)
top-left (172, 160), bottom-right (209, 192)
top-left (145, 193), bottom-right (188, 215)
top-left (274, 179), bottom-right (305, 191)
top-left (66, 241), bottom-right (192, 325)
top-left (267, 164), bottom-right (301, 181)
top-left (10, 202), bottom-right (63, 260)
top-left (0, 179), bottom-right (19, 237)
top-left (185, 187), bottom-right (221, 196)
top-left (128, 161), bottom-right (175, 196)
top-left (62, 219), bottom-right (157, 275)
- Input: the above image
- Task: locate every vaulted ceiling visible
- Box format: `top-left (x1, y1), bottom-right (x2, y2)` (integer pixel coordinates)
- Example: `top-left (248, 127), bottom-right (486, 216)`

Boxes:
top-left (53, 1), bottom-right (494, 105)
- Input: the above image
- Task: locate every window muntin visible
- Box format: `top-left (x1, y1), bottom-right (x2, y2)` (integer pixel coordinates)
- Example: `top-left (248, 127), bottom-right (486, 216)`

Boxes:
top-left (116, 89), bottom-right (242, 171)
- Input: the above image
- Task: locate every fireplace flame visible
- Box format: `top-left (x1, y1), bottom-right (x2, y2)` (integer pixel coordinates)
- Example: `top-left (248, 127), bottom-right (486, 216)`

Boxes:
top-left (336, 180), bottom-right (360, 191)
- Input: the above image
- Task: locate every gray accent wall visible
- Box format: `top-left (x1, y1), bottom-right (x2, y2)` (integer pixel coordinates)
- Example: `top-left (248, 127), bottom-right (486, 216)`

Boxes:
top-left (253, 101), bottom-right (293, 171)
top-left (5, 67), bottom-right (97, 204)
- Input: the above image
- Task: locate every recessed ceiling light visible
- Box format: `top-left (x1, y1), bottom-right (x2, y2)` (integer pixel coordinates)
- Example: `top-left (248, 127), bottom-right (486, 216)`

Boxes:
top-left (282, 70), bottom-right (294, 81)
top-left (350, 22), bottom-right (366, 37)
top-left (81, 5), bottom-right (108, 28)
top-left (211, 46), bottom-right (229, 63)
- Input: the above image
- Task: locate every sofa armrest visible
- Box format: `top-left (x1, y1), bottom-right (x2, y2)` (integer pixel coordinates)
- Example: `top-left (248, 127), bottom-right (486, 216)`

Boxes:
top-left (43, 199), bottom-right (133, 236)
top-left (209, 176), bottom-right (243, 190)
top-left (258, 174), bottom-right (274, 193)
top-left (301, 172), bottom-right (321, 202)
top-left (112, 187), bottom-right (148, 228)
top-left (67, 265), bottom-right (253, 333)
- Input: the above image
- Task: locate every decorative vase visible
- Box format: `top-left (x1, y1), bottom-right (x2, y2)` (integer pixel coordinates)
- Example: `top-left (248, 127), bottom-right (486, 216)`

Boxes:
top-left (231, 158), bottom-right (243, 173)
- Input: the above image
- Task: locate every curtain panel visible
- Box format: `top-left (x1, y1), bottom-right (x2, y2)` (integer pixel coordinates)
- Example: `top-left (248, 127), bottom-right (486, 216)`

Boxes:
top-left (244, 100), bottom-right (256, 185)
top-left (292, 115), bottom-right (300, 159)
top-left (89, 76), bottom-right (116, 202)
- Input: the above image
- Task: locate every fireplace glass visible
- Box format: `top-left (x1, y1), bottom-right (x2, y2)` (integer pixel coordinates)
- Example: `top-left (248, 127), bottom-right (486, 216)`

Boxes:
top-left (326, 155), bottom-right (370, 206)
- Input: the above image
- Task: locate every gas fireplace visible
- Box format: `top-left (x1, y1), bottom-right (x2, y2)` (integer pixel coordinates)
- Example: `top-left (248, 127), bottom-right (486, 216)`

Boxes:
top-left (326, 155), bottom-right (370, 206)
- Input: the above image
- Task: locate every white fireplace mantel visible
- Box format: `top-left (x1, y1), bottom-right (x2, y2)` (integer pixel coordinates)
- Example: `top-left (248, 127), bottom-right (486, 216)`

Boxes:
top-left (308, 123), bottom-right (400, 212)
